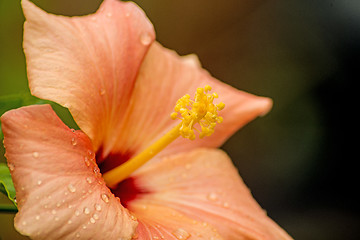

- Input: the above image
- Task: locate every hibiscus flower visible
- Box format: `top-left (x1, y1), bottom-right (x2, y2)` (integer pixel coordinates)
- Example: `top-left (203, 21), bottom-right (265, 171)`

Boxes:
top-left (1, 0), bottom-right (293, 239)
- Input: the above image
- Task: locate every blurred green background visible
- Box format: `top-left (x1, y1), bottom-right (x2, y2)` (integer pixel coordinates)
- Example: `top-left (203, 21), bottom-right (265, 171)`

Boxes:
top-left (1, 0), bottom-right (359, 239)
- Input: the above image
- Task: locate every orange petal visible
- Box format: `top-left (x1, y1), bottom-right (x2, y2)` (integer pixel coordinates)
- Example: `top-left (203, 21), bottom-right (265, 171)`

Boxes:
top-left (107, 42), bottom-right (272, 158)
top-left (134, 205), bottom-right (223, 240)
top-left (1, 105), bottom-right (137, 239)
top-left (22, 0), bottom-right (155, 153)
top-left (128, 149), bottom-right (292, 240)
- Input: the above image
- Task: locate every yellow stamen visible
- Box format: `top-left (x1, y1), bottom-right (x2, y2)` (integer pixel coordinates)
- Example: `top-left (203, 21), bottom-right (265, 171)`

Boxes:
top-left (103, 85), bottom-right (225, 188)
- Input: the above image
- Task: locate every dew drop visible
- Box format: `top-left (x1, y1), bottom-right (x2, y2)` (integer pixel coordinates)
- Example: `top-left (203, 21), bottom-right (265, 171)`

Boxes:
top-left (84, 157), bottom-right (91, 167)
top-left (35, 215), bottom-right (40, 220)
top-left (22, 221), bottom-right (27, 226)
top-left (223, 202), bottom-right (229, 208)
top-left (83, 207), bottom-right (90, 214)
top-left (86, 177), bottom-right (93, 184)
top-left (90, 217), bottom-right (96, 224)
top-left (37, 180), bottom-right (42, 186)
top-left (91, 16), bottom-right (96, 21)
top-left (93, 213), bottom-right (99, 220)
top-left (68, 220), bottom-right (72, 224)
top-left (95, 204), bottom-right (102, 211)
top-left (32, 152), bottom-right (39, 158)
top-left (8, 163), bottom-right (15, 171)
top-left (140, 32), bottom-right (152, 46)
top-left (71, 138), bottom-right (77, 146)
top-left (51, 209), bottom-right (57, 215)
top-left (106, 12), bottom-right (112, 17)
top-left (101, 193), bottom-right (110, 203)
top-left (68, 184), bottom-right (76, 193)
top-left (172, 228), bottom-right (191, 240)
top-left (125, 12), bottom-right (130, 17)
top-left (82, 225), bottom-right (87, 230)
top-left (54, 216), bottom-right (59, 221)
top-left (75, 232), bottom-right (80, 238)
top-left (75, 210), bottom-right (80, 216)
top-left (207, 192), bottom-right (218, 201)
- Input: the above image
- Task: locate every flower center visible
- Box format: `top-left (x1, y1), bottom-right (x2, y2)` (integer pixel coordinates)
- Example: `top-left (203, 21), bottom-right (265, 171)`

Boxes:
top-left (103, 85), bottom-right (225, 188)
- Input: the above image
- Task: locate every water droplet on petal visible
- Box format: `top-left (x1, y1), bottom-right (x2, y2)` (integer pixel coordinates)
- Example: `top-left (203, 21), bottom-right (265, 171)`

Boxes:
top-left (54, 216), bottom-right (59, 221)
top-left (37, 180), bottom-right (42, 186)
top-left (8, 163), bottom-right (15, 171)
top-left (106, 12), bottom-right (112, 17)
top-left (71, 138), bottom-right (77, 146)
top-left (75, 232), bottom-right (80, 238)
top-left (82, 225), bottom-right (87, 229)
top-left (32, 152), bottom-right (39, 158)
top-left (140, 32), bottom-right (152, 46)
top-left (84, 157), bottom-right (91, 167)
top-left (35, 215), bottom-right (40, 220)
top-left (22, 221), bottom-right (27, 226)
top-left (100, 88), bottom-right (106, 95)
top-left (71, 128), bottom-right (76, 133)
top-left (93, 213), bottom-right (99, 220)
top-left (68, 184), bottom-right (76, 193)
top-left (125, 12), bottom-right (130, 17)
top-left (86, 177), bottom-right (93, 184)
top-left (172, 228), bottom-right (191, 240)
top-left (83, 207), bottom-right (90, 214)
top-left (68, 220), bottom-right (72, 224)
top-left (223, 202), bottom-right (229, 208)
top-left (95, 204), bottom-right (102, 211)
top-left (101, 193), bottom-right (110, 203)
top-left (75, 210), bottom-right (80, 216)
top-left (207, 192), bottom-right (218, 201)
top-left (51, 209), bottom-right (57, 215)
top-left (90, 217), bottom-right (96, 224)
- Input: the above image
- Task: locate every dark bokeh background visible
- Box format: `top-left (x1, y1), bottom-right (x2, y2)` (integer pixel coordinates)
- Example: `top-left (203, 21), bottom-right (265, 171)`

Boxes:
top-left (1, 0), bottom-right (359, 239)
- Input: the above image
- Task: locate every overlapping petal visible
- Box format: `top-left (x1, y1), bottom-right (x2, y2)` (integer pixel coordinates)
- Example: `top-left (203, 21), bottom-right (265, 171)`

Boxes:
top-left (22, 0), bottom-right (155, 153)
top-left (1, 105), bottom-right (137, 240)
top-left (22, 0), bottom-right (272, 168)
top-left (128, 149), bottom-right (292, 240)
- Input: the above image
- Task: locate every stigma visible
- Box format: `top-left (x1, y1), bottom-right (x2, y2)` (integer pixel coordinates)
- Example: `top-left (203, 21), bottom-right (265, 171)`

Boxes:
top-left (103, 85), bottom-right (224, 188)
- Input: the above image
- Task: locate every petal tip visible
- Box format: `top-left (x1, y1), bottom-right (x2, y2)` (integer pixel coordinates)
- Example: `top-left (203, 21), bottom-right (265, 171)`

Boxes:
top-left (259, 97), bottom-right (273, 117)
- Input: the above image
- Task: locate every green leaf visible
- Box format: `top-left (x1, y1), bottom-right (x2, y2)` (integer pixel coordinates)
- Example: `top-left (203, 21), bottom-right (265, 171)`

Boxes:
top-left (0, 93), bottom-right (51, 139)
top-left (0, 93), bottom-right (79, 140)
top-left (0, 163), bottom-right (17, 207)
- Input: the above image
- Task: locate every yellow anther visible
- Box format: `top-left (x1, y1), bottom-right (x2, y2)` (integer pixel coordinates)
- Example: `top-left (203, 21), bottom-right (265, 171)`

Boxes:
top-left (172, 85), bottom-right (225, 140)
top-left (170, 112), bottom-right (178, 120)
top-left (217, 102), bottom-right (225, 110)
top-left (205, 85), bottom-right (212, 92)
top-left (103, 85), bottom-right (224, 188)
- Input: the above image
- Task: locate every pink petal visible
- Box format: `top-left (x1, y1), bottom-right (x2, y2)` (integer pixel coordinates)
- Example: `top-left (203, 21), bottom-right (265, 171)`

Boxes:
top-left (1, 105), bottom-right (137, 239)
top-left (106, 42), bottom-right (272, 159)
top-left (128, 149), bottom-right (292, 240)
top-left (22, 0), bottom-right (155, 154)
